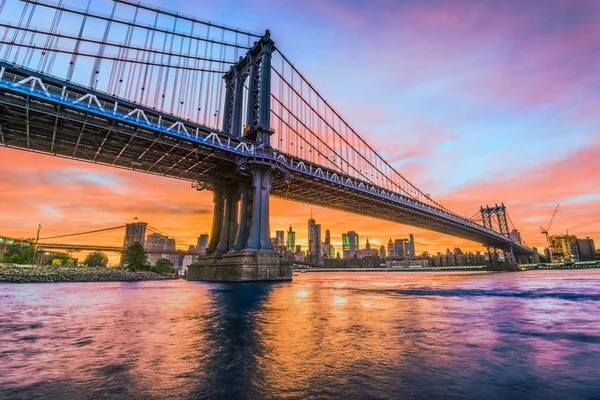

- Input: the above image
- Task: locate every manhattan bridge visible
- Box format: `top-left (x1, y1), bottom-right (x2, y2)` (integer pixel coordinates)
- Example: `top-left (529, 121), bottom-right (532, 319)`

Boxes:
top-left (0, 0), bottom-right (531, 280)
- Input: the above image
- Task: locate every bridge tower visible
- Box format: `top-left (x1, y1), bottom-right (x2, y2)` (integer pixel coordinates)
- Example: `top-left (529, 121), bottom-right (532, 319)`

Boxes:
top-left (480, 204), bottom-right (517, 268)
top-left (187, 32), bottom-right (291, 282)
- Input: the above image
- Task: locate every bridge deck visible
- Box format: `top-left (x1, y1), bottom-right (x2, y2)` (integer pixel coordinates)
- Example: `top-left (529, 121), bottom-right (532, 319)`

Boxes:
top-left (0, 63), bottom-right (530, 255)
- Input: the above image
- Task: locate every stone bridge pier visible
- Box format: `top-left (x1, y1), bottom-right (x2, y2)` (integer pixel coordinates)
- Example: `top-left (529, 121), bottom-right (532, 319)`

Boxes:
top-left (187, 159), bottom-right (292, 281)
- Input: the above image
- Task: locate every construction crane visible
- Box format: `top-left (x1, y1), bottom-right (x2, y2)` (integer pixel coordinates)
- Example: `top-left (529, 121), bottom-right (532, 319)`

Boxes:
top-left (540, 204), bottom-right (559, 247)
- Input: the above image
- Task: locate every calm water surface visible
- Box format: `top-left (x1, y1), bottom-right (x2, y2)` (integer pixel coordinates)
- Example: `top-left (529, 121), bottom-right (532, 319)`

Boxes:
top-left (1, 270), bottom-right (599, 399)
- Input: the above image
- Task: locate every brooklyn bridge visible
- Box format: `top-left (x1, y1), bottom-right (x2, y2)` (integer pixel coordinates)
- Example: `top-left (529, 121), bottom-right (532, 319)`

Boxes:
top-left (0, 0), bottom-right (532, 280)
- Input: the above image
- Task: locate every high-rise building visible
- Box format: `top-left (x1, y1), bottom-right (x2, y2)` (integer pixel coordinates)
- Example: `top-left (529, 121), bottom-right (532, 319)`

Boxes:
top-left (166, 238), bottom-right (179, 265)
top-left (197, 234), bottom-right (209, 252)
top-left (315, 224), bottom-right (322, 257)
top-left (394, 239), bottom-right (405, 258)
top-left (286, 226), bottom-right (295, 253)
top-left (576, 237), bottom-right (596, 259)
top-left (379, 245), bottom-right (386, 257)
top-left (324, 230), bottom-right (332, 257)
top-left (146, 232), bottom-right (167, 265)
top-left (295, 244), bottom-right (302, 254)
top-left (123, 222), bottom-right (147, 249)
top-left (275, 230), bottom-right (285, 248)
top-left (387, 238), bottom-right (395, 257)
top-left (549, 235), bottom-right (579, 262)
top-left (343, 231), bottom-right (359, 258)
top-left (365, 238), bottom-right (371, 251)
top-left (308, 217), bottom-right (321, 258)
top-left (406, 234), bottom-right (415, 258)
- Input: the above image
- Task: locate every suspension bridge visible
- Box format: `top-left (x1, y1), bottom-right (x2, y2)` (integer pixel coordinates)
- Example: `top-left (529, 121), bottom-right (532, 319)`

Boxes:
top-left (0, 0), bottom-right (532, 280)
top-left (1, 223), bottom-right (202, 255)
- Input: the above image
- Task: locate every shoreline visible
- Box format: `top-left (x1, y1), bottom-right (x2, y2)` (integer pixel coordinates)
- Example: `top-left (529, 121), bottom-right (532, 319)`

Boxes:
top-left (0, 265), bottom-right (177, 283)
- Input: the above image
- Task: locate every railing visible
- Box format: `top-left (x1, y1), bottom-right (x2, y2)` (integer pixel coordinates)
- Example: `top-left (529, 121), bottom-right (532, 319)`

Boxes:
top-left (0, 64), bottom-right (525, 248)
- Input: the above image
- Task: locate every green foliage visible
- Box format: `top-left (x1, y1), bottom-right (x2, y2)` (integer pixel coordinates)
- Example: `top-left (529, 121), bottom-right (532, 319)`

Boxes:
top-left (84, 251), bottom-right (109, 268)
top-left (1, 245), bottom-right (34, 264)
top-left (121, 242), bottom-right (149, 271)
top-left (153, 258), bottom-right (176, 274)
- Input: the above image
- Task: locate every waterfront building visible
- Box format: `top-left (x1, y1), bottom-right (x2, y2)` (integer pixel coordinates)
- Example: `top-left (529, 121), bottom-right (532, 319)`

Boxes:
top-left (379, 245), bottom-right (386, 257)
top-left (576, 237), bottom-right (596, 259)
top-left (549, 235), bottom-right (579, 262)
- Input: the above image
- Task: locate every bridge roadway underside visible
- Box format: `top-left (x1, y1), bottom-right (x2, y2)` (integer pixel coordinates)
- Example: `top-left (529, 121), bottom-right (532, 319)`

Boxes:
top-left (0, 79), bottom-right (528, 255)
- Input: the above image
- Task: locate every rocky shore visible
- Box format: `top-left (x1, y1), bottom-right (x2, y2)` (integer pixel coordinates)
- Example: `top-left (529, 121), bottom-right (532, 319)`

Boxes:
top-left (0, 265), bottom-right (178, 283)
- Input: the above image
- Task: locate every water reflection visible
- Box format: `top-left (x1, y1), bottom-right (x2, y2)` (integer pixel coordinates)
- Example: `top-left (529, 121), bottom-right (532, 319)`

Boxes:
top-left (1, 270), bottom-right (599, 399)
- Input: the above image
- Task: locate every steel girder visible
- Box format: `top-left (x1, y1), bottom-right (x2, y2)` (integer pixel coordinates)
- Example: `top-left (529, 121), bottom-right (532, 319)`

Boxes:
top-left (0, 63), bottom-right (531, 255)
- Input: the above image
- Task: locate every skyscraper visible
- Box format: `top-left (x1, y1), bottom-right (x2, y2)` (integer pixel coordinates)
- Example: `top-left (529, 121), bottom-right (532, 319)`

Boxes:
top-left (275, 230), bottom-right (285, 248)
top-left (387, 238), bottom-right (395, 257)
top-left (343, 231), bottom-right (359, 258)
top-left (394, 239), bottom-right (405, 258)
top-left (407, 234), bottom-right (415, 258)
top-left (146, 232), bottom-right (168, 265)
top-left (165, 238), bottom-right (179, 265)
top-left (324, 230), bottom-right (332, 257)
top-left (379, 245), bottom-right (386, 257)
top-left (315, 224), bottom-right (322, 258)
top-left (286, 225), bottom-right (295, 252)
top-left (308, 216), bottom-right (321, 260)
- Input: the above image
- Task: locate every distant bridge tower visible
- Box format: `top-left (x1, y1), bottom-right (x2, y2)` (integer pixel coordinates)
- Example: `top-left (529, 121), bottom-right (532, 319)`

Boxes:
top-left (123, 222), bottom-right (147, 250)
top-left (480, 203), bottom-right (509, 237)
top-left (480, 204), bottom-right (515, 266)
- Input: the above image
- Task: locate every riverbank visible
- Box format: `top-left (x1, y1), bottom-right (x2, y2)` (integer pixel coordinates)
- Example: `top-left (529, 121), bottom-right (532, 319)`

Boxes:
top-left (0, 265), bottom-right (177, 283)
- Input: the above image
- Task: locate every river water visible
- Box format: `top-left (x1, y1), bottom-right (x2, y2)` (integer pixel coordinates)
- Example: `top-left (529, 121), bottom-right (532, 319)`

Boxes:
top-left (1, 270), bottom-right (599, 399)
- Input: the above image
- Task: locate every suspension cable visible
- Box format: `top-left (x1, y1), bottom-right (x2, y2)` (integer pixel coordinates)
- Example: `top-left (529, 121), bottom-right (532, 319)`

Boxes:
top-left (39, 225), bottom-right (126, 240)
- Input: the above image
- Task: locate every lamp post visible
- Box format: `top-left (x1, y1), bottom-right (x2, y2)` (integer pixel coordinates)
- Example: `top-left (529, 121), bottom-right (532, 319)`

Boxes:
top-left (33, 224), bottom-right (41, 265)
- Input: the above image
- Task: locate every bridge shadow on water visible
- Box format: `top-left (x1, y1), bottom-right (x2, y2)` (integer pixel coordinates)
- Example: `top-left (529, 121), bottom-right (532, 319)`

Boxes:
top-left (186, 282), bottom-right (287, 399)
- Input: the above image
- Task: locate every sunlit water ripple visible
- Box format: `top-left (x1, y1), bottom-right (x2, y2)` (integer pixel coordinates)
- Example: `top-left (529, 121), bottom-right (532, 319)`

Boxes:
top-left (1, 269), bottom-right (599, 399)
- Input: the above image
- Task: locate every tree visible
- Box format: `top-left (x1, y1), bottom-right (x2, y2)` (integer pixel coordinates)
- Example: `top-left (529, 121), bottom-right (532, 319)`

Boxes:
top-left (2, 246), bottom-right (34, 264)
top-left (121, 242), bottom-right (149, 271)
top-left (84, 251), bottom-right (109, 268)
top-left (153, 258), bottom-right (176, 274)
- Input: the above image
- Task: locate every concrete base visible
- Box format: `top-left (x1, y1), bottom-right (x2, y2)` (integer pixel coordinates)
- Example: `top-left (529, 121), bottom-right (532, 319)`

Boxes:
top-left (486, 263), bottom-right (520, 272)
top-left (187, 251), bottom-right (292, 282)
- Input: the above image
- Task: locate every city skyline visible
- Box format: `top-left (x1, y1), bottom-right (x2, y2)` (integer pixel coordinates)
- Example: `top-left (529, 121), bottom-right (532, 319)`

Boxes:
top-left (7, 211), bottom-right (592, 267)
top-left (0, 0), bottom-right (599, 259)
